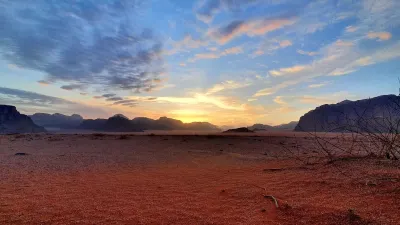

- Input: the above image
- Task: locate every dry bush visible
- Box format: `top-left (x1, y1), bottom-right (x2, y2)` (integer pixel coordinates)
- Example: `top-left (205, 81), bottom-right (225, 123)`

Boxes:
top-left (274, 96), bottom-right (400, 167)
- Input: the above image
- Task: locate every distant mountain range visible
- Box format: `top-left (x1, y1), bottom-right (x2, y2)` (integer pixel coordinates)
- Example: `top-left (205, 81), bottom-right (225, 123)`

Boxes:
top-left (0, 105), bottom-right (46, 134)
top-left (31, 113), bottom-right (83, 129)
top-left (4, 95), bottom-right (399, 134)
top-left (295, 95), bottom-right (400, 132)
top-left (29, 112), bottom-right (221, 132)
top-left (247, 121), bottom-right (298, 131)
top-left (79, 115), bottom-right (221, 132)
top-left (30, 111), bottom-right (297, 133)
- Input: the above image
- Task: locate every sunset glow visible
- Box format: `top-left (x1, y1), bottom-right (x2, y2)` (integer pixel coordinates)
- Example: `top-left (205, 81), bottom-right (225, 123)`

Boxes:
top-left (0, 0), bottom-right (399, 126)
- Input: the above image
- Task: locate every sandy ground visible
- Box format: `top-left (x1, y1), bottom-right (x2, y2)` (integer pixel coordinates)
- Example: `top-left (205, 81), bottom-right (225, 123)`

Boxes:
top-left (0, 133), bottom-right (399, 225)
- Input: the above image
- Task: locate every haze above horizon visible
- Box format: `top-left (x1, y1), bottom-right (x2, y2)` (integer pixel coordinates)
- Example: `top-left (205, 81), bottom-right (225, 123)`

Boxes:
top-left (0, 0), bottom-right (399, 126)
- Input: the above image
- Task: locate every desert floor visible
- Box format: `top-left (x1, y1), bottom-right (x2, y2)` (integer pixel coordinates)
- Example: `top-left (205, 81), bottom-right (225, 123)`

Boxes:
top-left (1, 133), bottom-right (399, 225)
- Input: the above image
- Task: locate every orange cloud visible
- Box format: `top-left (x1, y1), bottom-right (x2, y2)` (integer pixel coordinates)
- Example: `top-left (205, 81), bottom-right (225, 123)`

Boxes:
top-left (279, 40), bottom-right (292, 47)
top-left (37, 80), bottom-right (50, 86)
top-left (253, 88), bottom-right (273, 97)
top-left (269, 65), bottom-right (308, 76)
top-left (189, 46), bottom-right (243, 62)
top-left (209, 18), bottom-right (296, 44)
top-left (273, 96), bottom-right (286, 105)
top-left (206, 80), bottom-right (251, 95)
top-left (308, 82), bottom-right (330, 88)
top-left (345, 26), bottom-right (358, 33)
top-left (193, 53), bottom-right (220, 60)
top-left (221, 46), bottom-right (243, 55)
top-left (367, 32), bottom-right (392, 41)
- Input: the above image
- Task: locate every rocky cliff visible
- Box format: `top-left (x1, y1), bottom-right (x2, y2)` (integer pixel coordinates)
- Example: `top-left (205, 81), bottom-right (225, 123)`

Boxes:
top-left (248, 121), bottom-right (298, 131)
top-left (0, 105), bottom-right (46, 134)
top-left (295, 95), bottom-right (400, 132)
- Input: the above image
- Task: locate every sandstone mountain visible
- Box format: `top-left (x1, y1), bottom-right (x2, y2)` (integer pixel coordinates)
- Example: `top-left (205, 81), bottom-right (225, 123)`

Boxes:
top-left (248, 121), bottom-right (298, 131)
top-left (295, 95), bottom-right (400, 132)
top-left (0, 105), bottom-right (46, 134)
top-left (30, 113), bottom-right (83, 129)
top-left (79, 115), bottom-right (220, 132)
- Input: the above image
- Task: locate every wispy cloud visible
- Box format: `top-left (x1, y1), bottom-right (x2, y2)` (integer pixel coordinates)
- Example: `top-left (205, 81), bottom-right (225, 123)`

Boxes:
top-left (345, 26), bottom-right (358, 33)
top-left (167, 35), bottom-right (209, 55)
top-left (273, 96), bottom-right (286, 105)
top-left (189, 46), bottom-right (243, 62)
top-left (252, 39), bottom-right (293, 57)
top-left (206, 80), bottom-right (251, 95)
top-left (297, 49), bottom-right (318, 56)
top-left (60, 84), bottom-right (86, 91)
top-left (196, 0), bottom-right (265, 23)
top-left (335, 40), bottom-right (354, 47)
top-left (37, 80), bottom-right (50, 86)
top-left (269, 65), bottom-right (308, 76)
top-left (148, 95), bottom-right (247, 111)
top-left (254, 37), bottom-right (400, 97)
top-left (308, 82), bottom-right (331, 88)
top-left (367, 32), bottom-right (392, 41)
top-left (208, 17), bottom-right (296, 44)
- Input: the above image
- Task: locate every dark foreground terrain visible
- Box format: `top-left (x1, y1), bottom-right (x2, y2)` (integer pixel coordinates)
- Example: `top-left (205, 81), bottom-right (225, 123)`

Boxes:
top-left (0, 133), bottom-right (399, 225)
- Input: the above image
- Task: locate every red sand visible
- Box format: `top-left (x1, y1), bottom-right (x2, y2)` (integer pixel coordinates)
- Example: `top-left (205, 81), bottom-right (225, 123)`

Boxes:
top-left (0, 133), bottom-right (399, 224)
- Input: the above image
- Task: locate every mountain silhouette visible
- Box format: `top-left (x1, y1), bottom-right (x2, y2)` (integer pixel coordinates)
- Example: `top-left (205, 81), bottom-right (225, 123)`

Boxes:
top-left (248, 121), bottom-right (298, 131)
top-left (1, 105), bottom-right (46, 134)
top-left (79, 115), bottom-right (220, 132)
top-left (295, 95), bottom-right (400, 132)
top-left (30, 113), bottom-right (83, 129)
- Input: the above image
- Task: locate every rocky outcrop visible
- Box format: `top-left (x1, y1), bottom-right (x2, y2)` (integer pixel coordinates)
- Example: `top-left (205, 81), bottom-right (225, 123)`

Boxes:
top-left (248, 124), bottom-right (273, 131)
top-left (223, 127), bottom-right (254, 133)
top-left (0, 105), bottom-right (46, 134)
top-left (248, 121), bottom-right (298, 131)
top-left (185, 122), bottom-right (220, 131)
top-left (30, 113), bottom-right (83, 129)
top-left (273, 121), bottom-right (298, 131)
top-left (295, 95), bottom-right (400, 132)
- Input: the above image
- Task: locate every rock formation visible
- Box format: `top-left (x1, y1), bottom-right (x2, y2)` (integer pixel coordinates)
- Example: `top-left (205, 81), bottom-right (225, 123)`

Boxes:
top-left (248, 121), bottom-right (298, 131)
top-left (295, 95), bottom-right (400, 132)
top-left (30, 113), bottom-right (83, 129)
top-left (0, 105), bottom-right (46, 134)
top-left (223, 127), bottom-right (254, 133)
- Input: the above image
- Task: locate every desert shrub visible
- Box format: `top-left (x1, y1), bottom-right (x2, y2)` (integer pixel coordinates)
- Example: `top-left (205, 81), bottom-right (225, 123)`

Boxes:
top-left (119, 135), bottom-right (129, 140)
top-left (274, 95), bottom-right (400, 167)
top-left (206, 134), bottom-right (219, 139)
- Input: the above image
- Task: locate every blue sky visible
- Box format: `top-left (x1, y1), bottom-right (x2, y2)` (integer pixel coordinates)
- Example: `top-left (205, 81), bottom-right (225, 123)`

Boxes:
top-left (0, 0), bottom-right (399, 126)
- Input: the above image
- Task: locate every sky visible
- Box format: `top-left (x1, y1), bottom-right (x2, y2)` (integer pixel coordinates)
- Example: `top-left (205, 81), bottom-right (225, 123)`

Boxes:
top-left (0, 0), bottom-right (399, 126)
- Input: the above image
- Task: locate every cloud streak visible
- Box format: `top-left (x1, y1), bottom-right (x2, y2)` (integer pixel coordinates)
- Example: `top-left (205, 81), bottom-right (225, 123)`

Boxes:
top-left (367, 32), bottom-right (392, 41)
top-left (254, 38), bottom-right (400, 97)
top-left (196, 0), bottom-right (261, 23)
top-left (189, 46), bottom-right (243, 62)
top-left (208, 17), bottom-right (296, 44)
